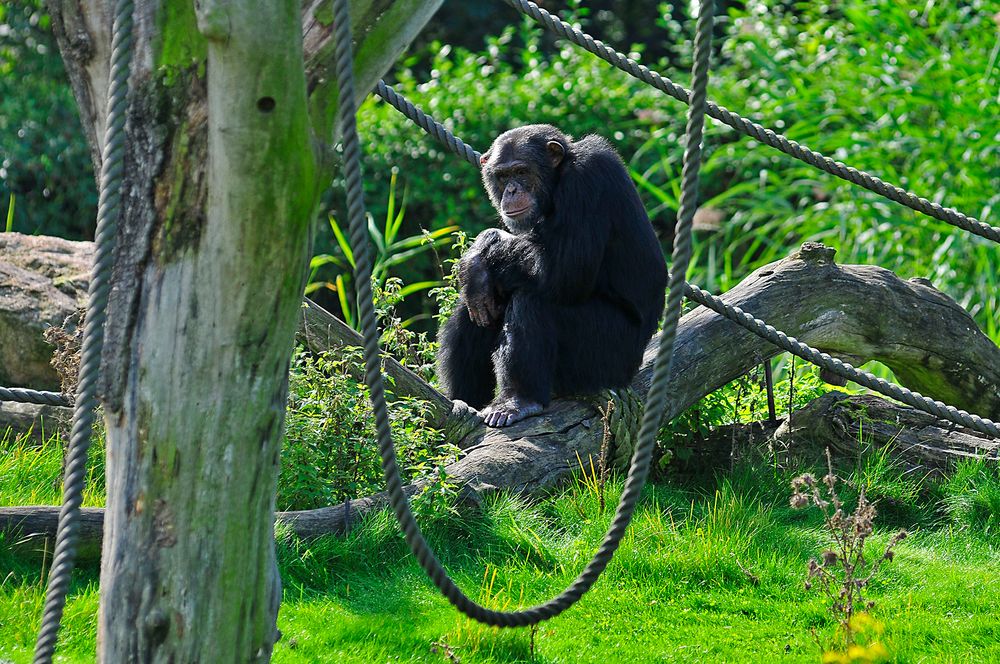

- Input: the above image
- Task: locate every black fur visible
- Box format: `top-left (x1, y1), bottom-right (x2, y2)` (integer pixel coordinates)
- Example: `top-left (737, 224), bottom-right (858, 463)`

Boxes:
top-left (438, 125), bottom-right (667, 426)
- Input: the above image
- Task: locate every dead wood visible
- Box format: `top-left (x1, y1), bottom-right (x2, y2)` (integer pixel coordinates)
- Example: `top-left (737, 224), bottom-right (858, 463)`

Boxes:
top-left (3, 243), bottom-right (998, 550)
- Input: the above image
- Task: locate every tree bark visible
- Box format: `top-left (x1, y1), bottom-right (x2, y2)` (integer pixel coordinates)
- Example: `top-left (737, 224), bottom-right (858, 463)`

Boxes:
top-left (44, 1), bottom-right (443, 661)
top-left (5, 246), bottom-right (998, 547)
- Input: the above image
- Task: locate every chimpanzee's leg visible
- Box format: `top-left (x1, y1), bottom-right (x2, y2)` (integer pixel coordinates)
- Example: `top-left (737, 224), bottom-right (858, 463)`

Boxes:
top-left (483, 291), bottom-right (557, 427)
top-left (553, 298), bottom-right (649, 395)
top-left (437, 300), bottom-right (502, 409)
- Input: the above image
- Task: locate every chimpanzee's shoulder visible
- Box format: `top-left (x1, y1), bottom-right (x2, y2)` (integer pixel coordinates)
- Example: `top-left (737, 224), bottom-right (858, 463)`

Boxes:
top-left (571, 134), bottom-right (627, 173)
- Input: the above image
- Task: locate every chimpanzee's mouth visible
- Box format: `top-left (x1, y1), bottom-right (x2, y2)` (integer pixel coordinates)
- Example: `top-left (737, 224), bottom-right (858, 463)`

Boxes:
top-left (503, 206), bottom-right (531, 217)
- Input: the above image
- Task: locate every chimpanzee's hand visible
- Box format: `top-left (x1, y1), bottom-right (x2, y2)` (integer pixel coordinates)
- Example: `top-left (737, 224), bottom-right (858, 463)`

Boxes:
top-left (460, 253), bottom-right (504, 327)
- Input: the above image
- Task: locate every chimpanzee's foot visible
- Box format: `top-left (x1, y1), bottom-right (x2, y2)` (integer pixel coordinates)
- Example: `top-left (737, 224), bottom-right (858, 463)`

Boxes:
top-left (481, 397), bottom-right (544, 428)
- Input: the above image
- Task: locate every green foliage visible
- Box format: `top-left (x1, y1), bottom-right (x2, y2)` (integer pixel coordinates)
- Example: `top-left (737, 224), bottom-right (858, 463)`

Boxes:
top-left (660, 359), bottom-right (829, 467)
top-left (4, 423), bottom-right (1000, 661)
top-left (357, 16), bottom-right (672, 242)
top-left (937, 460), bottom-right (1000, 534)
top-left (0, 0), bottom-right (96, 238)
top-left (279, 346), bottom-right (458, 511)
top-left (309, 169), bottom-right (456, 329)
top-left (4, 193), bottom-right (13, 232)
top-left (358, 0), bottom-right (998, 340)
top-left (0, 427), bottom-right (104, 508)
top-left (693, 0), bottom-right (999, 337)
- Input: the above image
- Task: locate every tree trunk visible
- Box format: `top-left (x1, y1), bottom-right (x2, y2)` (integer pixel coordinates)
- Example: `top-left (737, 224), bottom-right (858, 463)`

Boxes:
top-left (46, 0), bottom-right (443, 660)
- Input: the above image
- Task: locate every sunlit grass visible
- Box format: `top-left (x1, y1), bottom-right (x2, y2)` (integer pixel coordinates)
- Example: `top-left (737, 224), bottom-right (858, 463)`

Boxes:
top-left (3, 433), bottom-right (999, 663)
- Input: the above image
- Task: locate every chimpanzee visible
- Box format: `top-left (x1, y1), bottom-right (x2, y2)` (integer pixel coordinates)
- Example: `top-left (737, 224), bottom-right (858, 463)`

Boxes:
top-left (437, 124), bottom-right (667, 427)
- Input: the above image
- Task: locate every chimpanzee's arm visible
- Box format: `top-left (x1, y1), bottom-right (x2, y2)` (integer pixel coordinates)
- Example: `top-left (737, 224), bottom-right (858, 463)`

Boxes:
top-left (471, 229), bottom-right (541, 293)
top-left (458, 229), bottom-right (540, 327)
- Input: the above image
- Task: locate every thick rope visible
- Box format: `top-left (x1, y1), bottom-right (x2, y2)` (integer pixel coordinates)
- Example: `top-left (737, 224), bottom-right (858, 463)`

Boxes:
top-left (375, 80), bottom-right (482, 167)
top-left (374, 53), bottom-right (1000, 441)
top-left (0, 387), bottom-right (70, 407)
top-left (374, 79), bottom-right (481, 168)
top-left (338, 0), bottom-right (716, 626)
top-left (32, 0), bottom-right (133, 660)
top-left (498, 0), bottom-right (999, 245)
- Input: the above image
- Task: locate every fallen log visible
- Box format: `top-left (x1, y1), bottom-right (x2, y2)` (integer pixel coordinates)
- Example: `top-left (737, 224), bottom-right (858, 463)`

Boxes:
top-left (772, 392), bottom-right (1000, 472)
top-left (3, 243), bottom-right (999, 552)
top-left (668, 393), bottom-right (1000, 473)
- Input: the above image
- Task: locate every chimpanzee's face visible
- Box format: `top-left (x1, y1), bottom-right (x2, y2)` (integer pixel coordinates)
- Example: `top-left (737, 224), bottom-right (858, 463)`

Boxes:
top-left (481, 126), bottom-right (566, 234)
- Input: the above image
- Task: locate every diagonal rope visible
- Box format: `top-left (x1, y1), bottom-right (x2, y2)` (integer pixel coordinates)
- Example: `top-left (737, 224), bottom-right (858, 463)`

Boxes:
top-left (375, 80), bottom-right (482, 167)
top-left (32, 0), bottom-right (133, 660)
top-left (498, 0), bottom-right (999, 244)
top-left (336, 0), bottom-right (717, 626)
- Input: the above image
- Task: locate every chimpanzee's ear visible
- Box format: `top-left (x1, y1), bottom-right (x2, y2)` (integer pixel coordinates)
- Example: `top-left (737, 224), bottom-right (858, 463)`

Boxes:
top-left (546, 140), bottom-right (565, 168)
top-left (480, 151), bottom-right (491, 166)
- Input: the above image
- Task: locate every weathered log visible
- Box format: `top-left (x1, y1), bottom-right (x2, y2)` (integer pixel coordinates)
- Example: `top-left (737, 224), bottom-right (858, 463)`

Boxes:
top-left (4, 245), bottom-right (998, 549)
top-left (222, 244), bottom-right (1000, 532)
top-left (0, 507), bottom-right (105, 561)
top-left (772, 392), bottom-right (1000, 472)
top-left (666, 393), bottom-right (1000, 474)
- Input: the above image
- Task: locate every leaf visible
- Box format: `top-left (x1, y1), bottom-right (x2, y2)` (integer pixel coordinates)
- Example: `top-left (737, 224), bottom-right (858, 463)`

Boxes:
top-left (336, 274), bottom-right (354, 328)
top-left (631, 168), bottom-right (677, 209)
top-left (328, 215), bottom-right (355, 269)
top-left (4, 193), bottom-right (14, 233)
top-left (397, 281), bottom-right (441, 298)
top-left (367, 213), bottom-right (386, 257)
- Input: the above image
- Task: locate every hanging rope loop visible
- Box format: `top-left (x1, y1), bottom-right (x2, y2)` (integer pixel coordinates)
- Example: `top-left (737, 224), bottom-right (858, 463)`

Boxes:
top-left (335, 0), bottom-right (718, 627)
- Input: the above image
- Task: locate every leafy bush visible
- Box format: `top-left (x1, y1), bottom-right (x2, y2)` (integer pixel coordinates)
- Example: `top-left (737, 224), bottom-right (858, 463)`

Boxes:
top-left (697, 0), bottom-right (999, 336)
top-left (356, 16), bottom-right (678, 242)
top-left (279, 344), bottom-right (458, 511)
top-left (355, 0), bottom-right (998, 339)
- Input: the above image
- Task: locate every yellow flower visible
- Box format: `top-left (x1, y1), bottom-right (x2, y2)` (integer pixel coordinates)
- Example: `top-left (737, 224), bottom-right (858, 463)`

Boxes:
top-left (848, 612), bottom-right (885, 635)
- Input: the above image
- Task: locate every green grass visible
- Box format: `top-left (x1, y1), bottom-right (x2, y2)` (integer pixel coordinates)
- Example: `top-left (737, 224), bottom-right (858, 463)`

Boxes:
top-left (2, 429), bottom-right (999, 663)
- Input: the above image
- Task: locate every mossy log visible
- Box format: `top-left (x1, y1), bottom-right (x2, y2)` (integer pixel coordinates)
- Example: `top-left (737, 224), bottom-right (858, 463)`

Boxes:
top-left (4, 244), bottom-right (998, 551)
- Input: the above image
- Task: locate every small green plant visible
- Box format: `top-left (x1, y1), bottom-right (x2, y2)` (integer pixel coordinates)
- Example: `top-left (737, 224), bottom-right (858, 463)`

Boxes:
top-left (659, 360), bottom-right (829, 470)
top-left (373, 277), bottom-right (439, 382)
top-left (280, 346), bottom-right (457, 511)
top-left (790, 450), bottom-right (906, 660)
top-left (307, 168), bottom-right (456, 328)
